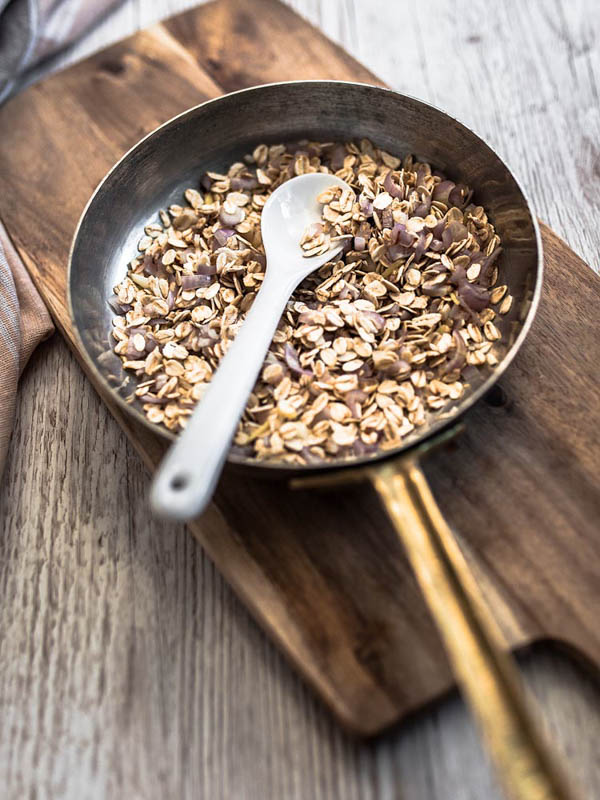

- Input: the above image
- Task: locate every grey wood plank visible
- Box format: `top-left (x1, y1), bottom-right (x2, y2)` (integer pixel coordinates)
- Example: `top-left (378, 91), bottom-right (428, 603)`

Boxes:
top-left (2, 1), bottom-right (599, 799)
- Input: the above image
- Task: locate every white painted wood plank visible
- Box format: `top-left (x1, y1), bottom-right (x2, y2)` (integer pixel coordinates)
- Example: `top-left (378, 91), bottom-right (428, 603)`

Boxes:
top-left (2, 2), bottom-right (600, 799)
top-left (286, 0), bottom-right (600, 274)
top-left (24, 0), bottom-right (600, 269)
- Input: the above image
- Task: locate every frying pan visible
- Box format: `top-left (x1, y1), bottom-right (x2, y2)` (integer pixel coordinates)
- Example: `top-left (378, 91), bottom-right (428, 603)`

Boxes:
top-left (68, 82), bottom-right (576, 800)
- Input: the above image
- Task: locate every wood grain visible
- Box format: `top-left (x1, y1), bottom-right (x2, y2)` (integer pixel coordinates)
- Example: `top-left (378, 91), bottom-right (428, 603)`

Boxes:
top-left (1, 0), bottom-right (600, 797)
top-left (5, 336), bottom-right (600, 799)
top-left (1, 0), bottom-right (599, 737)
top-left (163, 0), bottom-right (380, 90)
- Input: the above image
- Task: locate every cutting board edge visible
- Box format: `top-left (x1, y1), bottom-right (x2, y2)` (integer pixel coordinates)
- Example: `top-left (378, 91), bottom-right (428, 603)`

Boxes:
top-left (1, 0), bottom-right (598, 737)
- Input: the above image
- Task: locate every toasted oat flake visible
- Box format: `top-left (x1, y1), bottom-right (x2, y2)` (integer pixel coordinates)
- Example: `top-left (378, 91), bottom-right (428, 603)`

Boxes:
top-left (490, 284), bottom-right (508, 305)
top-left (111, 139), bottom-right (508, 463)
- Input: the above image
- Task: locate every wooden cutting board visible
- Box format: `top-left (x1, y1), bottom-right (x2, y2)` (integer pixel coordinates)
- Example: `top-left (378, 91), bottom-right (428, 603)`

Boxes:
top-left (0, 0), bottom-right (598, 737)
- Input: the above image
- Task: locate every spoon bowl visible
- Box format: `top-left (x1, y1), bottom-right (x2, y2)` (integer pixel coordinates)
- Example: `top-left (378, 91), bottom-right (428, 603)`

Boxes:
top-left (261, 172), bottom-right (351, 273)
top-left (150, 172), bottom-right (352, 521)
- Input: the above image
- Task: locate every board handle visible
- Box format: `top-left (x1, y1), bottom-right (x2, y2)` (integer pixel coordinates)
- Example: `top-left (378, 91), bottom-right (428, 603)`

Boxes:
top-left (371, 457), bottom-right (579, 800)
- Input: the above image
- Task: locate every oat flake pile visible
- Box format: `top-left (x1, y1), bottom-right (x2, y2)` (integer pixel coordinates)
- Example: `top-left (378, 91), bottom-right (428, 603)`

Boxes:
top-left (111, 139), bottom-right (512, 465)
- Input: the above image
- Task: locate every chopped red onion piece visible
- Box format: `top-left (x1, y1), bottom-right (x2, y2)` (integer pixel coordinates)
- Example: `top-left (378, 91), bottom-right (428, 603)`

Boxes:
top-left (442, 221), bottom-right (468, 248)
top-left (299, 447), bottom-right (324, 464)
top-left (345, 389), bottom-right (367, 417)
top-left (449, 263), bottom-right (467, 287)
top-left (313, 408), bottom-right (331, 423)
top-left (422, 282), bottom-right (451, 297)
top-left (432, 180), bottom-right (455, 205)
top-left (415, 163), bottom-right (431, 187)
top-left (145, 334), bottom-right (159, 353)
top-left (383, 170), bottom-right (403, 198)
top-left (360, 309), bottom-right (386, 331)
top-left (358, 193), bottom-right (373, 217)
top-left (194, 324), bottom-right (219, 349)
top-left (219, 205), bottom-right (244, 226)
top-left (140, 394), bottom-right (168, 405)
top-left (181, 274), bottom-right (212, 290)
top-left (197, 261), bottom-right (218, 276)
top-left (414, 195), bottom-right (431, 217)
top-left (143, 253), bottom-right (169, 279)
top-left (432, 216), bottom-right (447, 239)
top-left (391, 222), bottom-right (415, 247)
top-left (413, 231), bottom-right (430, 262)
top-left (338, 283), bottom-right (361, 300)
top-left (330, 144), bottom-right (347, 171)
top-left (230, 174), bottom-right (258, 191)
top-left (213, 227), bottom-right (235, 248)
top-left (284, 343), bottom-right (312, 376)
top-left (448, 184), bottom-right (471, 207)
top-left (126, 338), bottom-right (145, 359)
top-left (387, 243), bottom-right (412, 261)
top-left (381, 207), bottom-right (394, 229)
top-left (458, 281), bottom-right (490, 311)
top-left (442, 330), bottom-right (467, 374)
top-left (480, 247), bottom-right (503, 282)
top-left (352, 439), bottom-right (379, 457)
top-left (108, 296), bottom-right (131, 314)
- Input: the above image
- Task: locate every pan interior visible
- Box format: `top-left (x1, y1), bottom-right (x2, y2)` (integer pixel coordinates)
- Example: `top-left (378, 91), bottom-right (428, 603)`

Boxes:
top-left (69, 82), bottom-right (540, 474)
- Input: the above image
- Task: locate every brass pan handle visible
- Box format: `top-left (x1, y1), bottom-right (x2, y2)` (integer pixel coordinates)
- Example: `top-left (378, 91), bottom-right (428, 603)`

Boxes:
top-left (371, 456), bottom-right (579, 800)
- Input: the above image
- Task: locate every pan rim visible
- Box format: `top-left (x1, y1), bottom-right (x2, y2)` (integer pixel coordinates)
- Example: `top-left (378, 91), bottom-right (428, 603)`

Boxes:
top-left (67, 79), bottom-right (543, 475)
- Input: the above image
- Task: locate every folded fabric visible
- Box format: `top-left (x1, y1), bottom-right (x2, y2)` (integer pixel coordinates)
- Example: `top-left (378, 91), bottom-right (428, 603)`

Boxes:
top-left (0, 0), bottom-right (120, 103)
top-left (0, 0), bottom-right (121, 476)
top-left (0, 221), bottom-right (54, 476)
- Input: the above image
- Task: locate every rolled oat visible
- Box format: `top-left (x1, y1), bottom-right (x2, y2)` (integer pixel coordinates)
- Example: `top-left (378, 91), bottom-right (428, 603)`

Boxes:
top-left (111, 140), bottom-right (507, 465)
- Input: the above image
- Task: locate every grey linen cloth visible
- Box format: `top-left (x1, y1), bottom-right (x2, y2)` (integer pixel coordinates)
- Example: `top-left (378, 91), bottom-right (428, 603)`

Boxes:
top-left (0, 0), bottom-right (119, 102)
top-left (0, 0), bottom-right (119, 476)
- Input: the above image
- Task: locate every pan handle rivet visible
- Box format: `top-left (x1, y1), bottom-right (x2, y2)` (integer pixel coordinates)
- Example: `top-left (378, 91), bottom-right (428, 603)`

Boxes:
top-left (484, 385), bottom-right (509, 408)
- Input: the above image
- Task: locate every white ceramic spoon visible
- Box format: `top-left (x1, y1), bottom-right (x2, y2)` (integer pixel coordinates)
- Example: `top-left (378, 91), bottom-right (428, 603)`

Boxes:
top-left (151, 172), bottom-right (352, 521)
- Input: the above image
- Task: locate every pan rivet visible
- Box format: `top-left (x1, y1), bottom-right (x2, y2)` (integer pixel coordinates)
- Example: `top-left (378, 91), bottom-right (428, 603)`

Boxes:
top-left (484, 385), bottom-right (509, 408)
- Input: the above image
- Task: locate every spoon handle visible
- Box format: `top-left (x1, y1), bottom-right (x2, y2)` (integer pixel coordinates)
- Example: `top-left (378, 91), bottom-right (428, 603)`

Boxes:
top-left (151, 270), bottom-right (298, 521)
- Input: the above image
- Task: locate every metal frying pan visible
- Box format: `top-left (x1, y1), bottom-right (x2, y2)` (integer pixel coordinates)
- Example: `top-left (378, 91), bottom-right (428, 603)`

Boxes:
top-left (68, 82), bottom-right (577, 799)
